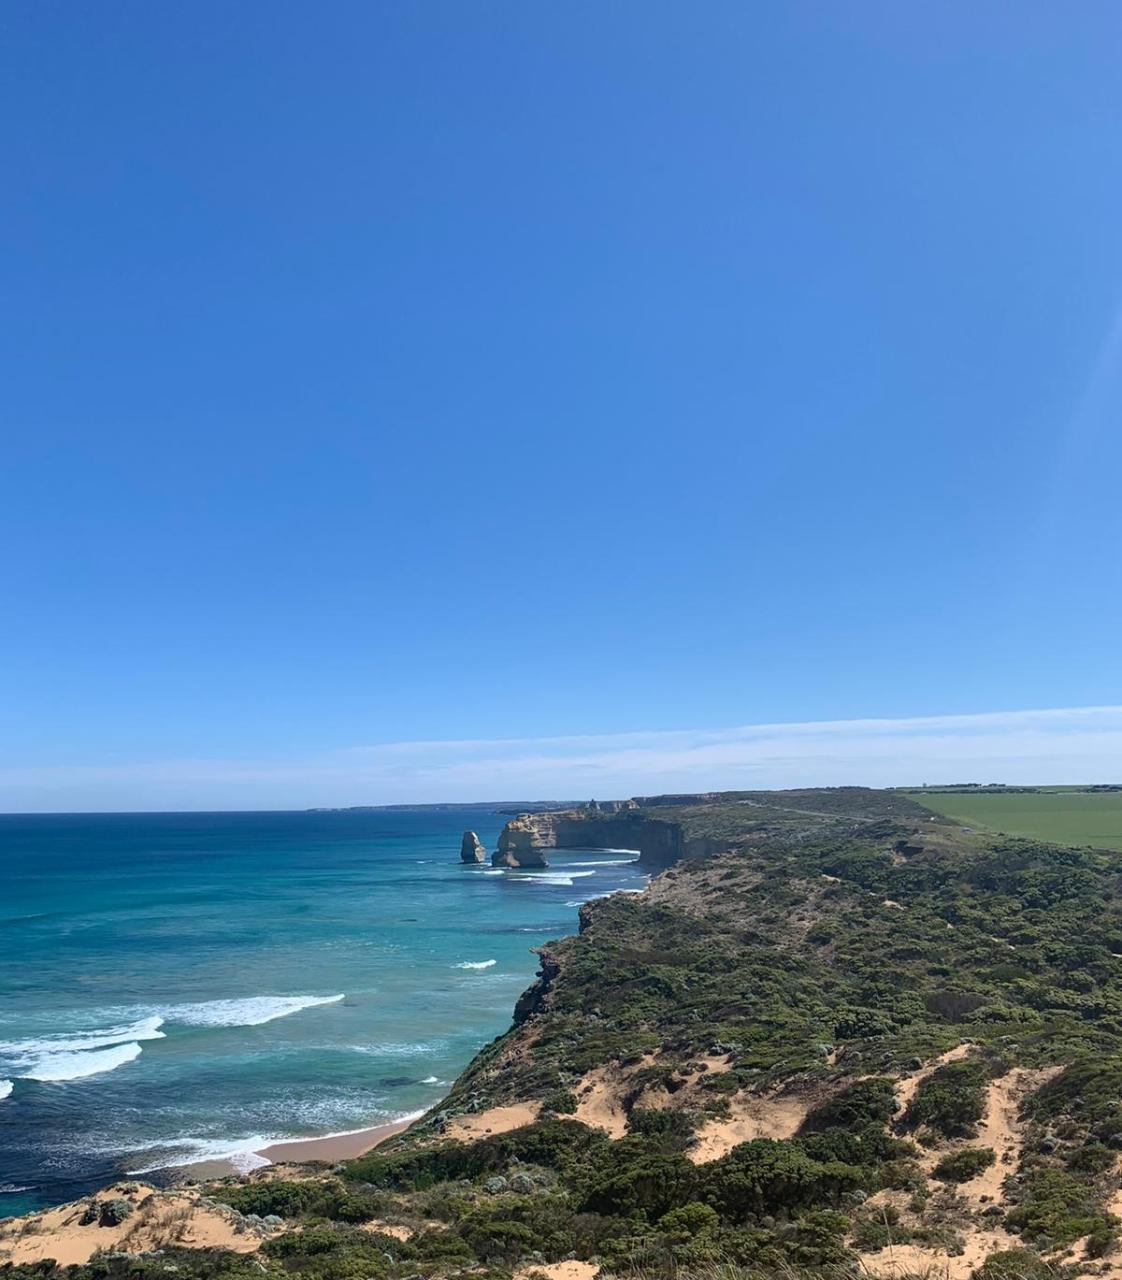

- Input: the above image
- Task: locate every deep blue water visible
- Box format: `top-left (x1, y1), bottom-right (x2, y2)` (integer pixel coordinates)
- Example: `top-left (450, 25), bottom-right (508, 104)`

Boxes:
top-left (0, 809), bottom-right (646, 1216)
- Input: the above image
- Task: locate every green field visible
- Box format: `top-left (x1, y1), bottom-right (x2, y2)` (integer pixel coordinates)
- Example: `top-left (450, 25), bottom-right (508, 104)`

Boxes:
top-left (909, 789), bottom-right (1122, 849)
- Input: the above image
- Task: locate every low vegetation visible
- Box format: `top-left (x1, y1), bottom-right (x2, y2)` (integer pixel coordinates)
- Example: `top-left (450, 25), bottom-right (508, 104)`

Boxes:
top-left (8, 786), bottom-right (1122, 1280)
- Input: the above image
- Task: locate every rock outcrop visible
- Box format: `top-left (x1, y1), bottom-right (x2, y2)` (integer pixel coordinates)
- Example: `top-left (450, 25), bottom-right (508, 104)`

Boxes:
top-left (490, 831), bottom-right (549, 868)
top-left (493, 807), bottom-right (698, 870)
top-left (459, 830), bottom-right (487, 863)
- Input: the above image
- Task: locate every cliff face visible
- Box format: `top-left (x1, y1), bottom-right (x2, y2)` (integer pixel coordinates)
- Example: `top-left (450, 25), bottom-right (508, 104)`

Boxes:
top-left (490, 788), bottom-right (930, 871)
top-left (492, 807), bottom-right (709, 870)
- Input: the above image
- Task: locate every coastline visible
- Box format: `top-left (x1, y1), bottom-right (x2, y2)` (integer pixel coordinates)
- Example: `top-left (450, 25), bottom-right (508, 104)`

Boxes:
top-left (257, 1115), bottom-right (417, 1163)
top-left (169, 1113), bottom-right (423, 1183)
top-left (2, 817), bottom-right (650, 1215)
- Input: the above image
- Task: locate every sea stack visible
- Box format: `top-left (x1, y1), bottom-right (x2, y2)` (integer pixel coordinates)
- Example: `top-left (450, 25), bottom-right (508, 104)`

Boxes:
top-left (459, 830), bottom-right (487, 863)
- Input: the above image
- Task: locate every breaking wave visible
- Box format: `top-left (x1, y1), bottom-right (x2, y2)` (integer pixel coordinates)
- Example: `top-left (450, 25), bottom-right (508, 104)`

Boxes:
top-left (560, 858), bottom-right (639, 866)
top-left (18, 1041), bottom-right (143, 1082)
top-left (160, 994), bottom-right (345, 1027)
top-left (513, 870), bottom-right (597, 887)
top-left (0, 1080), bottom-right (12, 1100)
top-left (126, 1135), bottom-right (277, 1175)
top-left (0, 1015), bottom-right (165, 1059)
top-left (453, 959), bottom-right (497, 970)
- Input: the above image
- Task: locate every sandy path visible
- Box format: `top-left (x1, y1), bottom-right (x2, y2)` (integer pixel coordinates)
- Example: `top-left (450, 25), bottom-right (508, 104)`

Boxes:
top-left (862, 1058), bottom-right (1060, 1279)
top-left (965, 1066), bottom-right (1058, 1208)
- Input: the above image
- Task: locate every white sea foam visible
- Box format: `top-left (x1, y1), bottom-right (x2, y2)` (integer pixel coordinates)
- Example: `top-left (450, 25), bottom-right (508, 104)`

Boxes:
top-left (161, 994), bottom-right (344, 1027)
top-left (19, 1041), bottom-right (142, 1082)
top-left (561, 858), bottom-right (638, 866)
top-left (0, 1015), bottom-right (165, 1059)
top-left (421, 1076), bottom-right (442, 1085)
top-left (453, 959), bottom-right (497, 970)
top-left (350, 1040), bottom-right (448, 1058)
top-left (0, 998), bottom-right (340, 1070)
top-left (513, 870), bottom-right (597, 887)
top-left (0, 1080), bottom-right (12, 1100)
top-left (0, 1183), bottom-right (33, 1193)
top-left (126, 1135), bottom-right (278, 1175)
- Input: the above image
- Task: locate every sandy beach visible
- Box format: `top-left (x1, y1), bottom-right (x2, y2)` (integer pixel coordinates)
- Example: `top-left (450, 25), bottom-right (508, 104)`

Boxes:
top-left (257, 1116), bottom-right (415, 1163)
top-left (170, 1114), bottom-right (418, 1182)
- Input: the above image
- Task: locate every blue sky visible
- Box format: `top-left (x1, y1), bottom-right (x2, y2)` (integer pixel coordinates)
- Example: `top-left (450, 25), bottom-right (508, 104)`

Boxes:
top-left (2, 3), bottom-right (1121, 809)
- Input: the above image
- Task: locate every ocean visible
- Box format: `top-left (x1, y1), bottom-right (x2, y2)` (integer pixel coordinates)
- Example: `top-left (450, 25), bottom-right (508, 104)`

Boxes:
top-left (0, 809), bottom-right (647, 1217)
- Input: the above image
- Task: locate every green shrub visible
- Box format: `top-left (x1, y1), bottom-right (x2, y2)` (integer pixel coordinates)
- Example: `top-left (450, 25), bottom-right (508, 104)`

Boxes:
top-left (261, 1224), bottom-right (411, 1277)
top-left (1004, 1168), bottom-right (1117, 1246)
top-left (455, 1195), bottom-right (576, 1263)
top-left (801, 1078), bottom-right (897, 1133)
top-left (346, 1118), bottom-right (605, 1189)
top-left (905, 1059), bottom-right (991, 1138)
top-left (213, 1178), bottom-right (338, 1218)
top-left (24, 1250), bottom-right (267, 1280)
top-left (626, 1107), bottom-right (696, 1151)
top-left (656, 1200), bottom-right (719, 1240)
top-left (409, 1228), bottom-right (475, 1261)
top-left (796, 1125), bottom-right (902, 1166)
top-left (581, 1152), bottom-right (699, 1220)
top-left (701, 1138), bottom-right (865, 1220)
top-left (1068, 1141), bottom-right (1115, 1173)
top-left (933, 1146), bottom-right (996, 1183)
top-left (542, 1089), bottom-right (578, 1114)
top-left (851, 1216), bottom-right (901, 1251)
top-left (212, 1178), bottom-right (386, 1225)
top-left (1023, 1055), bottom-right (1122, 1135)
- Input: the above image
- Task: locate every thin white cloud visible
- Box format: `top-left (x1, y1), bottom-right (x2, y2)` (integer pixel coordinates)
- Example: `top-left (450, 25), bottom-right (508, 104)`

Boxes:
top-left (2, 704), bottom-right (1121, 812)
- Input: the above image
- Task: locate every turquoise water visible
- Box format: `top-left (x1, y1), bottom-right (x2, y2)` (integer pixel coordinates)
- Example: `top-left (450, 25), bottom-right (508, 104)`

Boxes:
top-left (0, 810), bottom-right (646, 1216)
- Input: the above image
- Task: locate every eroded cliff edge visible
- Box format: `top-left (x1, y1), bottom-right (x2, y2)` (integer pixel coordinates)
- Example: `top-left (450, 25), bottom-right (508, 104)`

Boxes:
top-left (492, 805), bottom-right (694, 870)
top-left (489, 786), bottom-right (921, 870)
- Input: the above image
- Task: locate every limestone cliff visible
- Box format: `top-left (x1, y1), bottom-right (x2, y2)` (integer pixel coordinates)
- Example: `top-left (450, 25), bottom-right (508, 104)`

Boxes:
top-left (492, 805), bottom-right (704, 870)
top-left (459, 830), bottom-right (487, 863)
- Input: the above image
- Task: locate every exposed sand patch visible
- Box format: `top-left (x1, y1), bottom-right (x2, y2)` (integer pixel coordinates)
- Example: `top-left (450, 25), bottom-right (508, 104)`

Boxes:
top-left (688, 1089), bottom-right (812, 1163)
top-left (573, 1065), bottom-right (631, 1138)
top-left (516, 1260), bottom-right (599, 1280)
top-left (361, 1220), bottom-right (415, 1240)
top-left (860, 1231), bottom-right (1017, 1280)
top-left (0, 1182), bottom-right (274, 1268)
top-left (570, 1050), bottom-right (741, 1140)
top-left (697, 1051), bottom-right (733, 1075)
top-left (443, 1101), bottom-right (541, 1140)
